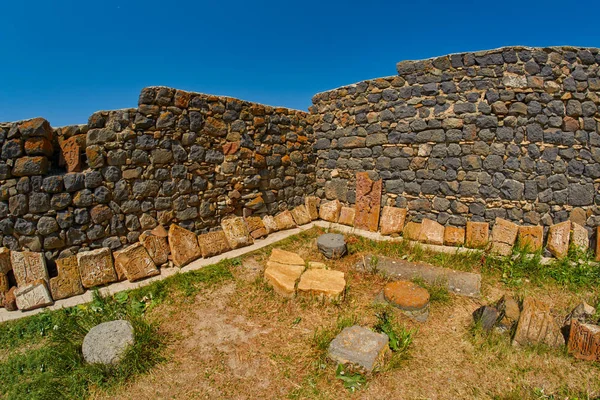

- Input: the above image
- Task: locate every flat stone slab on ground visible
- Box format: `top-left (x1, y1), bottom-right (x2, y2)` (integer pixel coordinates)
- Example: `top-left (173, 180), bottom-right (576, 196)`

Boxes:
top-left (317, 233), bottom-right (347, 259)
top-left (82, 320), bottom-right (135, 365)
top-left (359, 254), bottom-right (481, 297)
top-left (328, 325), bottom-right (389, 374)
top-left (264, 261), bottom-right (305, 297)
top-left (15, 279), bottom-right (53, 311)
top-left (269, 248), bottom-right (305, 265)
top-left (513, 297), bottom-right (564, 347)
top-left (297, 268), bottom-right (345, 300)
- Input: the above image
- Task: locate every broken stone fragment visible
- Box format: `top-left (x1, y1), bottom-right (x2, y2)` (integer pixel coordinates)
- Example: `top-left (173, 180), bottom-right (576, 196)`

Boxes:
top-left (77, 248), bottom-right (118, 288)
top-left (297, 269), bottom-right (346, 300)
top-left (489, 218), bottom-right (519, 256)
top-left (472, 305), bottom-right (500, 331)
top-left (337, 207), bottom-right (355, 226)
top-left (307, 261), bottom-right (327, 269)
top-left (290, 205), bottom-right (311, 226)
top-left (168, 224), bottom-right (202, 267)
top-left (517, 225), bottom-right (543, 252)
top-left (564, 301), bottom-right (596, 327)
top-left (139, 230), bottom-right (170, 266)
top-left (15, 279), bottom-right (53, 311)
top-left (353, 172), bottom-right (382, 232)
top-left (304, 196), bottom-right (320, 220)
top-left (269, 248), bottom-right (305, 265)
top-left (49, 255), bottom-right (84, 300)
top-left (465, 221), bottom-right (489, 248)
top-left (11, 251), bottom-right (49, 287)
top-left (546, 220), bottom-right (571, 258)
top-left (318, 200), bottom-right (342, 223)
top-left (262, 215), bottom-right (279, 234)
top-left (512, 297), bottom-right (565, 347)
top-left (197, 230), bottom-right (231, 258)
top-left (403, 222), bottom-right (422, 241)
top-left (114, 243), bottom-right (159, 282)
top-left (273, 210), bottom-right (297, 231)
top-left (418, 218), bottom-right (444, 245)
top-left (444, 226), bottom-right (465, 247)
top-left (244, 216), bottom-right (268, 239)
top-left (568, 319), bottom-right (600, 361)
top-left (328, 325), bottom-right (390, 374)
top-left (571, 223), bottom-right (589, 251)
top-left (221, 216), bottom-right (253, 249)
top-left (264, 262), bottom-right (304, 297)
top-left (379, 206), bottom-right (407, 235)
top-left (0, 247), bottom-right (12, 274)
top-left (384, 280), bottom-right (430, 322)
top-left (495, 295), bottom-right (520, 331)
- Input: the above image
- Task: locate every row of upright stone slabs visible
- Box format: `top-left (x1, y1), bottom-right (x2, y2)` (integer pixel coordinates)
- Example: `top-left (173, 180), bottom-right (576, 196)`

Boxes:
top-left (319, 173), bottom-right (593, 259)
top-left (0, 197), bottom-right (323, 313)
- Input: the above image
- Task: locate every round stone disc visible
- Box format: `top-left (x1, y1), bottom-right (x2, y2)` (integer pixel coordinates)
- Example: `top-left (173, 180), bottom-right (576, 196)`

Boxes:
top-left (383, 281), bottom-right (430, 311)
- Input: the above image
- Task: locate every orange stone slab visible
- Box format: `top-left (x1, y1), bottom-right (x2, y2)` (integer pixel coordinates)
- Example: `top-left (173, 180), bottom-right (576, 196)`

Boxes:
top-left (290, 205), bottom-right (311, 226)
top-left (512, 297), bottom-right (565, 347)
top-left (269, 248), bottom-right (305, 266)
top-left (465, 221), bottom-right (489, 249)
top-left (221, 216), bottom-right (253, 249)
top-left (518, 226), bottom-right (543, 252)
top-left (418, 219), bottom-right (444, 245)
top-left (403, 222), bottom-right (422, 241)
top-left (305, 196), bottom-right (320, 220)
top-left (379, 206), bottom-right (407, 235)
top-left (353, 172), bottom-right (382, 232)
top-left (338, 207), bottom-right (355, 226)
top-left (0, 247), bottom-right (12, 274)
top-left (297, 269), bottom-right (346, 300)
top-left (319, 200), bottom-right (342, 223)
top-left (274, 210), bottom-right (297, 231)
top-left (383, 281), bottom-right (429, 311)
top-left (139, 231), bottom-right (170, 265)
top-left (114, 243), bottom-right (159, 282)
top-left (264, 263), bottom-right (305, 297)
top-left (444, 226), bottom-right (465, 247)
top-left (244, 216), bottom-right (267, 239)
top-left (77, 248), bottom-right (118, 288)
top-left (49, 256), bottom-right (84, 300)
top-left (490, 218), bottom-right (519, 256)
top-left (168, 224), bottom-right (202, 267)
top-left (197, 231), bottom-right (231, 258)
top-left (568, 319), bottom-right (600, 361)
top-left (547, 220), bottom-right (571, 258)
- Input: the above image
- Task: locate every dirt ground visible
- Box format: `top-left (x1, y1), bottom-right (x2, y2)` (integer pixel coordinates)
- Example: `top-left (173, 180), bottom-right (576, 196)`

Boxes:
top-left (94, 236), bottom-right (600, 400)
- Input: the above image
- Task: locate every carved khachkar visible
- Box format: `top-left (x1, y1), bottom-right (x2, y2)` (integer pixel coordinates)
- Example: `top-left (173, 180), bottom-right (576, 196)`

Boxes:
top-left (353, 172), bottom-right (382, 232)
top-left (568, 319), bottom-right (600, 361)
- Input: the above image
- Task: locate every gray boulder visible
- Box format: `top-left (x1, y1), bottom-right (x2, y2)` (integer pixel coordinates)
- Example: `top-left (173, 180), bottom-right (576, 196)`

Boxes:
top-left (82, 320), bottom-right (135, 365)
top-left (317, 233), bottom-right (347, 259)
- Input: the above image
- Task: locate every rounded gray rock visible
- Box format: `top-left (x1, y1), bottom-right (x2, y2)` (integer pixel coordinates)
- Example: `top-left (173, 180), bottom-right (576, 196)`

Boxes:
top-left (82, 320), bottom-right (134, 365)
top-left (317, 233), bottom-right (347, 259)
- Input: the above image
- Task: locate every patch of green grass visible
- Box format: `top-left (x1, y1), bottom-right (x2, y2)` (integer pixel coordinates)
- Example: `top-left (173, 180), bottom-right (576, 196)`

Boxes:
top-left (335, 363), bottom-right (366, 392)
top-left (0, 260), bottom-right (236, 400)
top-left (373, 308), bottom-right (415, 371)
top-left (411, 277), bottom-right (452, 304)
top-left (312, 312), bottom-right (359, 356)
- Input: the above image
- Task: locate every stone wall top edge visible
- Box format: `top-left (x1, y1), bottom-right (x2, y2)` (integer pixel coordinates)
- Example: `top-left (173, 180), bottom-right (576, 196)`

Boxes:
top-left (141, 86), bottom-right (309, 115)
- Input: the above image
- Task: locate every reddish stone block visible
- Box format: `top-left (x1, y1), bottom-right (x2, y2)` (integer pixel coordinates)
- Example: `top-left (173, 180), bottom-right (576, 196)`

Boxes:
top-left (568, 320), bottom-right (600, 361)
top-left (354, 172), bottom-right (382, 232)
top-left (518, 226), bottom-right (543, 252)
top-left (338, 207), bottom-right (355, 226)
top-left (444, 226), bottom-right (465, 247)
top-left (379, 206), bottom-right (407, 235)
top-left (465, 221), bottom-right (489, 248)
top-left (24, 137), bottom-right (53, 157)
top-left (60, 136), bottom-right (83, 172)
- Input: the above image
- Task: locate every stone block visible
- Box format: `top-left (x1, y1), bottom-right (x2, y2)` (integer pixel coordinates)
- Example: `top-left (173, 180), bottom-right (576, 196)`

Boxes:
top-left (384, 280), bottom-right (430, 321)
top-left (24, 137), bottom-right (53, 157)
top-left (197, 231), bottom-right (231, 258)
top-left (11, 251), bottom-right (49, 287)
top-left (49, 255), bottom-right (84, 300)
top-left (297, 269), bottom-right (346, 300)
top-left (338, 207), bottom-right (355, 226)
top-left (0, 272), bottom-right (8, 294)
top-left (264, 262), bottom-right (304, 297)
top-left (168, 224), bottom-right (202, 267)
top-left (244, 216), bottom-right (267, 239)
top-left (568, 320), bottom-right (600, 361)
top-left (114, 243), bottom-right (159, 282)
top-left (274, 210), bottom-right (296, 231)
top-left (317, 233), bottom-right (347, 259)
top-left (77, 248), bottom-right (118, 288)
top-left (571, 222), bottom-right (589, 250)
top-left (379, 206), bottom-right (407, 235)
top-left (496, 295), bottom-right (521, 331)
top-left (418, 219), bottom-right (444, 245)
top-left (444, 226), bottom-right (465, 246)
top-left (262, 215), bottom-right (279, 234)
top-left (18, 117), bottom-right (53, 139)
top-left (517, 225), bottom-right (543, 252)
top-left (269, 248), bottom-right (305, 265)
top-left (3, 287), bottom-right (17, 311)
top-left (472, 306), bottom-right (500, 331)
top-left (0, 247), bottom-right (11, 274)
top-left (221, 216), bottom-right (253, 249)
top-left (547, 220), bottom-right (571, 258)
top-left (465, 221), bottom-right (489, 248)
top-left (60, 135), bottom-right (83, 172)
top-left (354, 172), bottom-right (382, 232)
top-left (15, 279), bottom-right (53, 311)
top-left (290, 205), bottom-right (311, 226)
top-left (139, 230), bottom-right (170, 265)
top-left (305, 196), bottom-right (320, 220)
top-left (83, 320), bottom-right (135, 365)
top-left (403, 222), bottom-right (422, 241)
top-left (328, 325), bottom-right (389, 374)
top-left (12, 156), bottom-right (49, 176)
top-left (319, 200), bottom-right (342, 223)
top-left (513, 297), bottom-right (565, 347)
top-left (490, 218), bottom-right (519, 256)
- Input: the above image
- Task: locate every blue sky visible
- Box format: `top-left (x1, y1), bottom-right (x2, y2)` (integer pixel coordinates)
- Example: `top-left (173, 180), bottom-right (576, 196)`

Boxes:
top-left (1, 0), bottom-right (599, 126)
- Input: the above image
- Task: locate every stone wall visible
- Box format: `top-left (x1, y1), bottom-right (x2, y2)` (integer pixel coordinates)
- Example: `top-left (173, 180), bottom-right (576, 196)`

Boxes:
top-left (0, 87), bottom-right (315, 267)
top-left (310, 46), bottom-right (600, 236)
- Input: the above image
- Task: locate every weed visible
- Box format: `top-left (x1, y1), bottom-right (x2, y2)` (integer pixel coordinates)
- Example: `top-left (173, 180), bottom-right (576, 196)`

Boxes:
top-left (335, 364), bottom-right (367, 392)
top-left (373, 308), bottom-right (415, 371)
top-left (411, 277), bottom-right (451, 304)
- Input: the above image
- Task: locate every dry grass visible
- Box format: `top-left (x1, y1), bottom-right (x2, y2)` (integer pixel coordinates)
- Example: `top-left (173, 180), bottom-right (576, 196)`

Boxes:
top-left (82, 226), bottom-right (600, 400)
